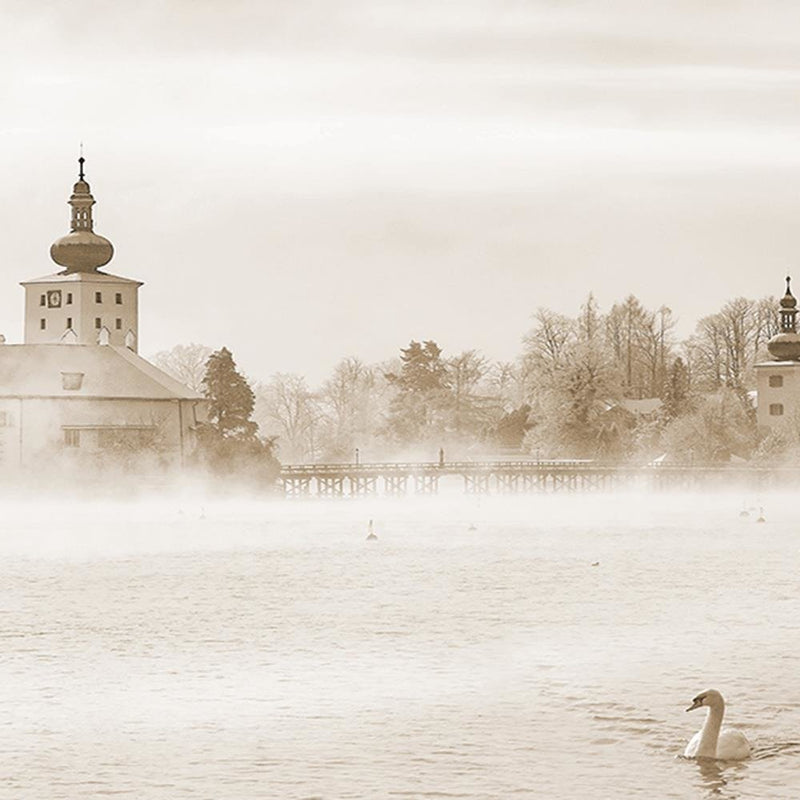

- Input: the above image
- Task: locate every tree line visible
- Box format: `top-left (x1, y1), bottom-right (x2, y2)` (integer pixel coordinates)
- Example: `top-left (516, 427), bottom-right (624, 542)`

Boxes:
top-left (155, 289), bottom-right (798, 470)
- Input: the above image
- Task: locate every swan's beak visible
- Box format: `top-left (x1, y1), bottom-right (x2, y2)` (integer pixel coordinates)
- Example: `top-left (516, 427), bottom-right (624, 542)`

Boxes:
top-left (686, 698), bottom-right (703, 712)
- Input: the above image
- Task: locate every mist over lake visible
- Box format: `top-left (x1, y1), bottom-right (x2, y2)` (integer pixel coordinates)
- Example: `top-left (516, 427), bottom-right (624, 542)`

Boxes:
top-left (2, 490), bottom-right (798, 799)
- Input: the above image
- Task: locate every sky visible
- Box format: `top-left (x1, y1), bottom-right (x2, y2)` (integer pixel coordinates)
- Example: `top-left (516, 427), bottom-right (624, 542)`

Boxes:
top-left (2, 0), bottom-right (800, 384)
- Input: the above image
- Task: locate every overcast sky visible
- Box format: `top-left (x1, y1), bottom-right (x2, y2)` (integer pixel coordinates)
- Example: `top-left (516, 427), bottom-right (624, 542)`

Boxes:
top-left (2, 1), bottom-right (800, 383)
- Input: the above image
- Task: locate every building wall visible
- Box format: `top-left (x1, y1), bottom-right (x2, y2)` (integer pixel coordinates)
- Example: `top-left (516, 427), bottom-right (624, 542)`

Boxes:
top-left (754, 361), bottom-right (800, 432)
top-left (0, 396), bottom-right (204, 472)
top-left (24, 280), bottom-right (139, 350)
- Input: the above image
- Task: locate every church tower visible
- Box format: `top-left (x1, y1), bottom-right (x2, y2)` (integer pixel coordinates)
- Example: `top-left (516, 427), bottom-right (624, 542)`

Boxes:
top-left (20, 156), bottom-right (142, 351)
top-left (755, 276), bottom-right (800, 431)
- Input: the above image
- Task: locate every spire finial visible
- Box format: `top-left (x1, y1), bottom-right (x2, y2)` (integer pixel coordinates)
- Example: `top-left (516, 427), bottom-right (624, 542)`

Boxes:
top-left (787, 275), bottom-right (792, 294)
top-left (78, 143), bottom-right (85, 181)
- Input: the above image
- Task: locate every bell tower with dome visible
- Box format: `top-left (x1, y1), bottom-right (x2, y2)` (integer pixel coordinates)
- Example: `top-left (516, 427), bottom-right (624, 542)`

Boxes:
top-left (755, 276), bottom-right (800, 431)
top-left (20, 156), bottom-right (142, 351)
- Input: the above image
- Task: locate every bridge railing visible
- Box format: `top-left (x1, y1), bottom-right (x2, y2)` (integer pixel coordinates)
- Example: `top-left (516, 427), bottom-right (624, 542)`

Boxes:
top-left (280, 459), bottom-right (598, 475)
top-left (278, 460), bottom-right (793, 476)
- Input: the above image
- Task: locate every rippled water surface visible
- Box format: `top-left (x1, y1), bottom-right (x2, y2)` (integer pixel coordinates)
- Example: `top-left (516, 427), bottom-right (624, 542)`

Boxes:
top-left (1, 491), bottom-right (799, 799)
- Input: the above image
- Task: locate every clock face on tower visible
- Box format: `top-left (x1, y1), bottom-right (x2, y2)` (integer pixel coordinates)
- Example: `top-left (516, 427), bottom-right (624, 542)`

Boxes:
top-left (47, 290), bottom-right (62, 308)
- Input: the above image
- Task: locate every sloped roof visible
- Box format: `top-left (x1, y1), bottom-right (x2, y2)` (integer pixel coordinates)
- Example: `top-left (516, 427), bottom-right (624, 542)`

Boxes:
top-left (20, 270), bottom-right (142, 286)
top-left (0, 344), bottom-right (202, 400)
top-left (620, 397), bottom-right (663, 416)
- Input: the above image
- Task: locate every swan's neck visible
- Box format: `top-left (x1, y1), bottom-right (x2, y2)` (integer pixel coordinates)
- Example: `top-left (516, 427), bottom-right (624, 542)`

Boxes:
top-left (696, 704), bottom-right (724, 758)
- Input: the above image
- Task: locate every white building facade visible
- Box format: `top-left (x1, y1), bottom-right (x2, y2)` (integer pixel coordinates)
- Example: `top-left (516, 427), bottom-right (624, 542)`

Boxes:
top-left (755, 277), bottom-right (800, 433)
top-left (0, 157), bottom-right (204, 473)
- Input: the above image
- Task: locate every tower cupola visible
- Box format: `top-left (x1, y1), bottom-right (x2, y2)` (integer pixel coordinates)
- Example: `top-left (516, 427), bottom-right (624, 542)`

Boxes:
top-left (49, 156), bottom-right (114, 273)
top-left (767, 275), bottom-right (800, 360)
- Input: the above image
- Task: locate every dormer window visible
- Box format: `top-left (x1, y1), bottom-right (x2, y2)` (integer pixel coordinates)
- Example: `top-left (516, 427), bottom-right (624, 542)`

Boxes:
top-left (61, 372), bottom-right (84, 391)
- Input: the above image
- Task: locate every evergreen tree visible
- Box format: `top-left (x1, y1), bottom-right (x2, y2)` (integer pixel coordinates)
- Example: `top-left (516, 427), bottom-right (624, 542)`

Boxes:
top-left (197, 347), bottom-right (279, 482)
top-left (384, 340), bottom-right (450, 444)
top-left (662, 357), bottom-right (691, 421)
top-left (489, 404), bottom-right (532, 450)
top-left (202, 347), bottom-right (258, 439)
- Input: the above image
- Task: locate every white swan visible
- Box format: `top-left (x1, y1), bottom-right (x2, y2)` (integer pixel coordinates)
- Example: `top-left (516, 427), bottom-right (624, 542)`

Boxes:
top-left (684, 689), bottom-right (751, 760)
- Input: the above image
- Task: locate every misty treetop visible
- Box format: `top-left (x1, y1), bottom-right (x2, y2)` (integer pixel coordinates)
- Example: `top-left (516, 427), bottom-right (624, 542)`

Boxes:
top-left (152, 288), bottom-right (790, 465)
top-left (202, 347), bottom-right (258, 440)
top-left (194, 346), bottom-right (279, 482)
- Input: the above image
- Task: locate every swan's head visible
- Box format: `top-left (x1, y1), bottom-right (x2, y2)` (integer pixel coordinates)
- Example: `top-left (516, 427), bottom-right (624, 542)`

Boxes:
top-left (686, 689), bottom-right (725, 712)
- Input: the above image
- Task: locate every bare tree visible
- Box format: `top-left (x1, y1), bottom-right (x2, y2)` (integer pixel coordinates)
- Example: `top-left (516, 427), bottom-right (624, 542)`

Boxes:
top-left (520, 308), bottom-right (576, 400)
top-left (604, 296), bottom-right (674, 398)
top-left (151, 343), bottom-right (213, 393)
top-left (254, 373), bottom-right (321, 463)
top-left (445, 350), bottom-right (497, 437)
top-left (318, 357), bottom-right (384, 460)
top-left (690, 298), bottom-right (764, 393)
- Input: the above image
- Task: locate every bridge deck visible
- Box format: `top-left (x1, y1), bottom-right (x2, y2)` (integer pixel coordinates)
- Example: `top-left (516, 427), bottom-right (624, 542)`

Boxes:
top-left (277, 461), bottom-right (799, 497)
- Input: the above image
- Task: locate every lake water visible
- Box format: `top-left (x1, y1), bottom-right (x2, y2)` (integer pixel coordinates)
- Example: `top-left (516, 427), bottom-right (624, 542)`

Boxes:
top-left (1, 490), bottom-right (799, 799)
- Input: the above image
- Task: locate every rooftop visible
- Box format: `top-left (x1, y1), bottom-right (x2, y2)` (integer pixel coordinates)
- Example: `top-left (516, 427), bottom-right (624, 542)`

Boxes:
top-left (0, 344), bottom-right (202, 400)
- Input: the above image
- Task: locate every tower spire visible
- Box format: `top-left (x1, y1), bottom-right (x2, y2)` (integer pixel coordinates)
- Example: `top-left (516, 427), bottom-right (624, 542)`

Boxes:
top-left (49, 155), bottom-right (114, 273)
top-left (780, 275), bottom-right (797, 334)
top-left (767, 274), bottom-right (800, 360)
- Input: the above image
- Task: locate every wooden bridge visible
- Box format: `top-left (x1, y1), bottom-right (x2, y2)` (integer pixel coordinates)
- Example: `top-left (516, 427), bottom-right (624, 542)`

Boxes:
top-left (278, 460), bottom-right (798, 497)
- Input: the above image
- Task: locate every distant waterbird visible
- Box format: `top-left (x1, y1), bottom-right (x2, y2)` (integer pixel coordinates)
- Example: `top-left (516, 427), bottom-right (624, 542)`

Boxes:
top-left (684, 689), bottom-right (751, 761)
top-left (756, 507), bottom-right (766, 523)
top-left (366, 519), bottom-right (378, 541)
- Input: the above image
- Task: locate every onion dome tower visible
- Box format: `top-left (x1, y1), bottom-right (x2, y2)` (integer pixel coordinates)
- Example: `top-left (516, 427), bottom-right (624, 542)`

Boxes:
top-left (20, 154), bottom-right (142, 351)
top-left (49, 156), bottom-right (114, 272)
top-left (766, 276), bottom-right (800, 361)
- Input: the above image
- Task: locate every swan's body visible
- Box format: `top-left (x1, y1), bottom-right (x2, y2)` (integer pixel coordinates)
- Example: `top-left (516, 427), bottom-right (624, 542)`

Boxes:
top-left (684, 689), bottom-right (751, 760)
top-left (366, 519), bottom-right (377, 541)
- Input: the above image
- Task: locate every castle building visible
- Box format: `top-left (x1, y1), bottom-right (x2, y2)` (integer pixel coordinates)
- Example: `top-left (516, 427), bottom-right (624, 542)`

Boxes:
top-left (754, 276), bottom-right (800, 433)
top-left (0, 158), bottom-right (204, 472)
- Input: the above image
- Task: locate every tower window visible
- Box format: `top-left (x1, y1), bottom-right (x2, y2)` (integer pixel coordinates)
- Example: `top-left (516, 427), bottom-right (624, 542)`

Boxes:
top-left (66, 317), bottom-right (72, 329)
top-left (40, 318), bottom-right (46, 330)
top-left (769, 375), bottom-right (784, 388)
top-left (66, 293), bottom-right (72, 305)
top-left (39, 294), bottom-right (46, 306)
top-left (769, 403), bottom-right (784, 416)
top-left (95, 317), bottom-right (101, 329)
top-left (115, 318), bottom-right (122, 330)
top-left (115, 293), bottom-right (122, 304)
top-left (95, 291), bottom-right (102, 303)
top-left (64, 429), bottom-right (80, 448)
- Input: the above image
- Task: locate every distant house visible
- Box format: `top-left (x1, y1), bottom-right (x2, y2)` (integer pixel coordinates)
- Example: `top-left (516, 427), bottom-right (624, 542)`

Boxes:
top-left (599, 397), bottom-right (663, 427)
top-left (0, 157), bottom-right (204, 473)
top-left (619, 397), bottom-right (663, 418)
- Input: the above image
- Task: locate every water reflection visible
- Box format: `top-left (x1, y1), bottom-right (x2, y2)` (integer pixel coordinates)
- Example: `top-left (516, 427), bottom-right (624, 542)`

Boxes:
top-left (693, 756), bottom-right (749, 798)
